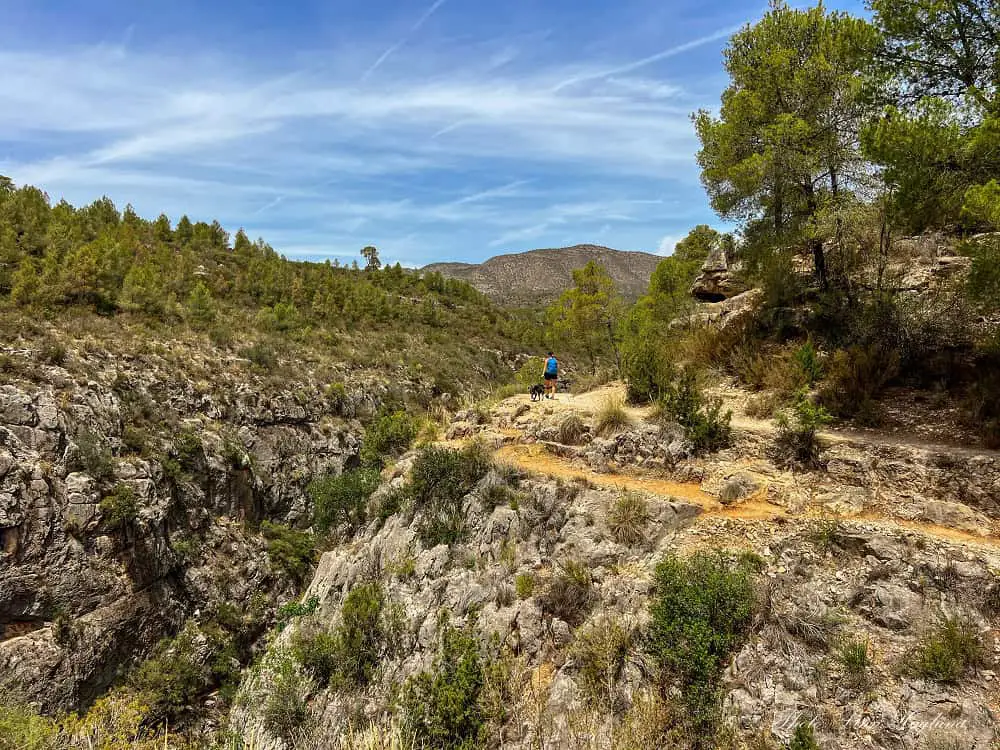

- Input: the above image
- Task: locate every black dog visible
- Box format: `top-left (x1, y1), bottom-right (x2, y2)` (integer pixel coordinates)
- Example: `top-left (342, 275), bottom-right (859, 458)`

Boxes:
top-left (529, 383), bottom-right (545, 402)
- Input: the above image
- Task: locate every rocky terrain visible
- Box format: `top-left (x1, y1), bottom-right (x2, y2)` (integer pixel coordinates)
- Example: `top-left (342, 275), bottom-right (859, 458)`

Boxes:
top-left (230, 381), bottom-right (1000, 750)
top-left (0, 315), bottom-right (471, 721)
top-left (423, 245), bottom-right (661, 305)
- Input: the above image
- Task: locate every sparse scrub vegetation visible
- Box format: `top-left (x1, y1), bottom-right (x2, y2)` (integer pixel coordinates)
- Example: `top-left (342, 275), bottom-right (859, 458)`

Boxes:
top-left (291, 582), bottom-right (401, 690)
top-left (99, 483), bottom-right (139, 528)
top-left (401, 623), bottom-right (486, 750)
top-left (908, 613), bottom-right (988, 683)
top-left (262, 652), bottom-right (312, 744)
top-left (514, 572), bottom-right (535, 599)
top-left (659, 368), bottom-right (732, 454)
top-left (787, 722), bottom-right (820, 750)
top-left (774, 391), bottom-right (833, 467)
top-left (647, 551), bottom-right (758, 743)
top-left (569, 617), bottom-right (638, 710)
top-left (408, 443), bottom-right (492, 547)
top-left (538, 559), bottom-right (595, 627)
top-left (361, 409), bottom-right (419, 469)
top-left (836, 635), bottom-right (872, 688)
top-left (594, 397), bottom-right (631, 437)
top-left (557, 413), bottom-right (588, 445)
top-left (260, 521), bottom-right (316, 583)
top-left (310, 468), bottom-right (381, 536)
top-left (607, 490), bottom-right (649, 546)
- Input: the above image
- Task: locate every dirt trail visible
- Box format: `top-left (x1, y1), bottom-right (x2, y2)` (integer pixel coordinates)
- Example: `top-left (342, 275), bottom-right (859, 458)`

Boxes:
top-left (496, 443), bottom-right (787, 522)
top-left (490, 383), bottom-right (1000, 553)
top-left (526, 382), bottom-right (1000, 458)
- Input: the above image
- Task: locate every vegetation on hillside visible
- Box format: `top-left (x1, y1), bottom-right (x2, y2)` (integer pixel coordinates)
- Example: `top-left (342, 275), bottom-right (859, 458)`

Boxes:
top-left (615, 0), bottom-right (1000, 449)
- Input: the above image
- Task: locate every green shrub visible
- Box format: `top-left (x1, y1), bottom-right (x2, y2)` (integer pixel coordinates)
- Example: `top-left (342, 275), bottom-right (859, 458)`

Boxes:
top-left (787, 722), bottom-right (819, 750)
top-left (260, 521), bottom-right (316, 584)
top-left (623, 338), bottom-right (673, 404)
top-left (909, 613), bottom-right (987, 682)
top-left (514, 573), bottom-right (535, 599)
top-left (172, 429), bottom-right (203, 469)
top-left (291, 582), bottom-right (402, 690)
top-left (794, 341), bottom-right (823, 386)
top-left (538, 559), bottom-right (595, 627)
top-left (0, 700), bottom-right (60, 750)
top-left (262, 653), bottom-right (311, 744)
top-left (570, 617), bottom-right (637, 710)
top-left (820, 344), bottom-right (900, 425)
top-left (239, 342), bottom-right (278, 371)
top-left (646, 552), bottom-right (757, 742)
top-left (595, 397), bottom-right (632, 437)
top-left (37, 339), bottom-right (67, 366)
top-left (409, 443), bottom-right (492, 547)
top-left (773, 391), bottom-right (832, 468)
top-left (401, 624), bottom-right (485, 750)
top-left (291, 624), bottom-right (341, 686)
top-left (837, 635), bottom-right (872, 688)
top-left (276, 595), bottom-right (320, 632)
top-left (99, 483), bottom-right (138, 528)
top-left (608, 490), bottom-right (649, 546)
top-left (309, 468), bottom-right (381, 535)
top-left (74, 430), bottom-right (115, 482)
top-left (129, 622), bottom-right (236, 722)
top-left (121, 426), bottom-right (148, 456)
top-left (660, 369), bottom-right (732, 454)
top-left (361, 409), bottom-right (419, 469)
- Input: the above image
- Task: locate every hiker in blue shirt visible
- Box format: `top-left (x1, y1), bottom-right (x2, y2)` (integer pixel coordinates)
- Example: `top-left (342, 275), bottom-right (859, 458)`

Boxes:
top-left (542, 352), bottom-right (559, 400)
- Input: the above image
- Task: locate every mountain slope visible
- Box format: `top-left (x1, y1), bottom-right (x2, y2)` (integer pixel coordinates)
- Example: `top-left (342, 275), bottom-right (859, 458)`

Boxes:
top-left (423, 244), bottom-right (662, 305)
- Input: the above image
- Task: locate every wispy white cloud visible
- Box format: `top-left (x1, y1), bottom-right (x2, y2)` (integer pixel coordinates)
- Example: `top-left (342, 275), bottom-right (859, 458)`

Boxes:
top-left (362, 0), bottom-right (449, 81)
top-left (551, 25), bottom-right (740, 92)
top-left (0, 7), bottom-right (738, 264)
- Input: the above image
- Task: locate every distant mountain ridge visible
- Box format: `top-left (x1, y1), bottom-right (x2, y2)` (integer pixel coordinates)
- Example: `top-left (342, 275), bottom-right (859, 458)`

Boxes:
top-left (423, 244), bottom-right (661, 305)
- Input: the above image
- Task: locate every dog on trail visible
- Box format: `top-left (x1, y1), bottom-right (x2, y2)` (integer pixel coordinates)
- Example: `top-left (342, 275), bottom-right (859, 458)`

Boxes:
top-left (529, 383), bottom-right (545, 402)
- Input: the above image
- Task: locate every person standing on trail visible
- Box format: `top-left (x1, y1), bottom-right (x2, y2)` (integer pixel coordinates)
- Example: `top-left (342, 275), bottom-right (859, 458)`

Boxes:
top-left (543, 352), bottom-right (559, 399)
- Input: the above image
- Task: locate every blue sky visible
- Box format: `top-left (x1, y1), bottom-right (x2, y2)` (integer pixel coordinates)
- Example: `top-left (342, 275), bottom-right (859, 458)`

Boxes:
top-left (0, 0), bottom-right (865, 266)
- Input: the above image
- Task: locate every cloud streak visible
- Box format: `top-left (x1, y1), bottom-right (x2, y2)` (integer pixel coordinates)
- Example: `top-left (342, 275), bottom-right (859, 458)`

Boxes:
top-left (362, 0), bottom-right (450, 81)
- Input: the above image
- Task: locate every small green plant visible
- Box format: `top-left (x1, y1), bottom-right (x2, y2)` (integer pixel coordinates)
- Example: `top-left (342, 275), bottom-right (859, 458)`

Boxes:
top-left (262, 652), bottom-right (311, 744)
top-left (409, 443), bottom-right (492, 547)
top-left (837, 635), bottom-right (872, 688)
top-left (121, 426), bottom-right (148, 456)
top-left (538, 559), bottom-right (595, 627)
top-left (793, 341), bottom-right (823, 386)
top-left (608, 490), bottom-right (649, 546)
top-left (276, 595), bottom-right (320, 631)
top-left (37, 339), bottom-right (67, 366)
top-left (260, 521), bottom-right (316, 584)
top-left (0, 699), bottom-right (61, 750)
top-left (570, 617), bottom-right (637, 710)
top-left (659, 368), bottom-right (732, 454)
top-left (787, 721), bottom-right (819, 750)
top-left (172, 429), bottom-right (203, 469)
top-left (361, 409), bottom-right (419, 469)
top-left (99, 483), bottom-right (139, 528)
top-left (401, 623), bottom-right (485, 750)
top-left (595, 397), bottom-right (632, 437)
top-left (808, 518), bottom-right (843, 552)
top-left (646, 551), bottom-right (757, 742)
top-left (239, 342), bottom-right (278, 371)
top-left (74, 430), bottom-right (115, 482)
top-left (774, 391), bottom-right (832, 467)
top-left (909, 613), bottom-right (987, 682)
top-left (309, 468), bottom-right (381, 536)
top-left (514, 572), bottom-right (535, 599)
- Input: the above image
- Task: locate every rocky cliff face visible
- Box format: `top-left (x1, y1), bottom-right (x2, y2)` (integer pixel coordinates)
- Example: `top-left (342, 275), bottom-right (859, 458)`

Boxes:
top-left (424, 245), bottom-right (662, 305)
top-left (0, 331), bottom-right (383, 714)
top-left (230, 385), bottom-right (1000, 750)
